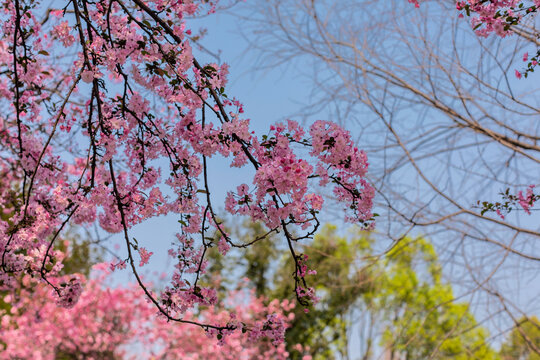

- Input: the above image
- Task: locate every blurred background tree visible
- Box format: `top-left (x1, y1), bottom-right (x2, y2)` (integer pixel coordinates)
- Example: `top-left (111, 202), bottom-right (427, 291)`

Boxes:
top-left (205, 222), bottom-right (511, 359)
top-left (500, 316), bottom-right (540, 360)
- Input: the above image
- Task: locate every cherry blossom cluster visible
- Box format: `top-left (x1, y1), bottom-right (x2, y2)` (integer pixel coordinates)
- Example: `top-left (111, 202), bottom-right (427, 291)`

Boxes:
top-left (54, 276), bottom-right (83, 309)
top-left (248, 313), bottom-right (287, 346)
top-left (309, 120), bottom-right (374, 224)
top-left (410, 1), bottom-right (540, 75)
top-left (0, 0), bottom-right (374, 337)
top-left (517, 184), bottom-right (537, 214)
top-left (516, 49), bottom-right (540, 78)
top-left (225, 120), bottom-right (373, 230)
top-left (292, 253), bottom-right (318, 308)
top-left (453, 1), bottom-right (538, 37)
top-left (409, 1), bottom-right (539, 37)
top-left (138, 246), bottom-right (153, 266)
top-left (477, 185), bottom-right (538, 219)
top-left (0, 264), bottom-right (294, 359)
top-left (457, 0), bottom-right (540, 76)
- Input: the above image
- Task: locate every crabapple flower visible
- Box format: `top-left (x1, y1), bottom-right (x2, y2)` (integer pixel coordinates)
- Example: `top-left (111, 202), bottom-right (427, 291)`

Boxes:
top-left (138, 247), bottom-right (153, 267)
top-left (0, 0), bottom-right (373, 336)
top-left (54, 277), bottom-right (83, 309)
top-left (81, 70), bottom-right (95, 83)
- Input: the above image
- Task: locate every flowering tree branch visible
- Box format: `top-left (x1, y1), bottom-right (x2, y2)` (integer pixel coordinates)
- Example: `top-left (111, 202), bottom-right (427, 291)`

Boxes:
top-left (0, 0), bottom-right (374, 342)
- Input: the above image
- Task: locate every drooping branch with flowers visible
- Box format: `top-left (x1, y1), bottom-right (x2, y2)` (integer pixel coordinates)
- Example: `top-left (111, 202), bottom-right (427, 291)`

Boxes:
top-left (0, 0), bottom-right (374, 343)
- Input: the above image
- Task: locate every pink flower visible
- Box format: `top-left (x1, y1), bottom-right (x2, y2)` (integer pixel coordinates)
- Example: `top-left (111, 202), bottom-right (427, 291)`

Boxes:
top-left (218, 237), bottom-right (230, 255)
top-left (52, 21), bottom-right (75, 47)
top-left (55, 278), bottom-right (83, 309)
top-left (138, 247), bottom-right (153, 267)
top-left (523, 52), bottom-right (528, 62)
top-left (81, 70), bottom-right (95, 83)
top-left (517, 185), bottom-right (536, 215)
top-left (515, 70), bottom-right (522, 79)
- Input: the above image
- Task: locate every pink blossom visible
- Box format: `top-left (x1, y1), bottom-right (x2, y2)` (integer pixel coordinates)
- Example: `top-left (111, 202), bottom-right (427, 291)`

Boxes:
top-left (0, 0), bottom-right (374, 342)
top-left (52, 21), bottom-right (74, 47)
top-left (517, 185), bottom-right (536, 215)
top-left (138, 247), bottom-right (153, 267)
top-left (54, 277), bottom-right (83, 309)
top-left (1, 271), bottom-right (294, 359)
top-left (217, 237), bottom-right (230, 255)
top-left (81, 70), bottom-right (94, 83)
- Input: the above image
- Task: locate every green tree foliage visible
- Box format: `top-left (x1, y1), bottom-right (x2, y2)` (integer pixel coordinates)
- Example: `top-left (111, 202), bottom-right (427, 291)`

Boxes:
top-left (500, 316), bottom-right (540, 360)
top-left (271, 225), bottom-right (373, 359)
top-left (213, 222), bottom-right (502, 359)
top-left (54, 233), bottom-right (103, 278)
top-left (373, 238), bottom-right (498, 360)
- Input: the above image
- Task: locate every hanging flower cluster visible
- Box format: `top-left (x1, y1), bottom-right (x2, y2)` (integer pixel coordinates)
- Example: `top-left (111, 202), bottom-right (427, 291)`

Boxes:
top-left (0, 0), bottom-right (374, 340)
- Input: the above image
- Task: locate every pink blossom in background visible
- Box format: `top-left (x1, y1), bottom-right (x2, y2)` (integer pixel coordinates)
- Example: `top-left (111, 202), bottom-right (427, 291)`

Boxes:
top-left (0, 266), bottom-right (294, 359)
